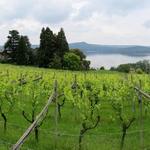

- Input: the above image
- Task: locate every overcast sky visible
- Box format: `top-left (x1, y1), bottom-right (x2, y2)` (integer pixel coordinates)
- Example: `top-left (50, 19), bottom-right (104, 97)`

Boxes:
top-left (1, 0), bottom-right (150, 45)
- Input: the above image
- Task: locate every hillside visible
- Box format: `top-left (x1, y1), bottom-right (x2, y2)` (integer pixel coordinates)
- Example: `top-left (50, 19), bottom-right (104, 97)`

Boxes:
top-left (1, 42), bottom-right (150, 57)
top-left (0, 63), bottom-right (150, 150)
top-left (69, 42), bottom-right (150, 56)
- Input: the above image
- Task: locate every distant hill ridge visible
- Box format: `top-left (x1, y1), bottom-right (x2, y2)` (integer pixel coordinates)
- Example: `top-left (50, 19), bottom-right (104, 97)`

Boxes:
top-left (69, 42), bottom-right (150, 56)
top-left (1, 42), bottom-right (150, 56)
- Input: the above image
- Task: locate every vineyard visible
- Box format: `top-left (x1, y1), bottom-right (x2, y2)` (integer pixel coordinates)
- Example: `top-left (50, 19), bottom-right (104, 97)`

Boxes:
top-left (0, 64), bottom-right (150, 150)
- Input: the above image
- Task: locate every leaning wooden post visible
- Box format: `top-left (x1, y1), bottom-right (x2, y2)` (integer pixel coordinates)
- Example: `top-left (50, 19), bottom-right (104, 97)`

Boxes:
top-left (74, 74), bottom-right (77, 90)
top-left (138, 80), bottom-right (144, 150)
top-left (131, 75), bottom-right (135, 113)
top-left (54, 80), bottom-right (58, 150)
top-left (12, 80), bottom-right (57, 150)
top-left (130, 73), bottom-right (133, 83)
top-left (84, 72), bottom-right (87, 80)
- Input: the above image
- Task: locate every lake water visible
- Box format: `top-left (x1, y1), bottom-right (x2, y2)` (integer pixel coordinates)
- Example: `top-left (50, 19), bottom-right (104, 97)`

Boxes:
top-left (87, 54), bottom-right (150, 69)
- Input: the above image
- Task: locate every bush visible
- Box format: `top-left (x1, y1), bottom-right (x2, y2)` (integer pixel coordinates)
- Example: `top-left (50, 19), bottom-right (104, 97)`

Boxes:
top-left (70, 49), bottom-right (90, 70)
top-left (63, 52), bottom-right (81, 70)
top-left (136, 68), bottom-right (143, 74)
top-left (117, 64), bottom-right (131, 73)
top-left (82, 60), bottom-right (90, 70)
top-left (70, 49), bottom-right (86, 60)
top-left (100, 66), bottom-right (105, 70)
top-left (110, 67), bottom-right (116, 71)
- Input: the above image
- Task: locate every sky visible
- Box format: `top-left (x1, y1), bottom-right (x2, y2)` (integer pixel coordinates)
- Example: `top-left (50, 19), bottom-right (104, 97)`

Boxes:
top-left (1, 0), bottom-right (150, 45)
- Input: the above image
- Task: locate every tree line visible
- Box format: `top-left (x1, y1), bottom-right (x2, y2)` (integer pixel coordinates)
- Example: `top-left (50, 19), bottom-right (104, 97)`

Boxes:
top-left (110, 60), bottom-right (150, 74)
top-left (1, 27), bottom-right (90, 70)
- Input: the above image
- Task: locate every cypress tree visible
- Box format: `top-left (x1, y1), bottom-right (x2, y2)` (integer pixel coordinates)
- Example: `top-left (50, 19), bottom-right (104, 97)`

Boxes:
top-left (23, 36), bottom-right (34, 65)
top-left (45, 27), bottom-right (55, 64)
top-left (4, 30), bottom-right (20, 62)
top-left (56, 28), bottom-right (69, 66)
top-left (23, 36), bottom-right (31, 50)
top-left (16, 36), bottom-right (29, 65)
top-left (37, 28), bottom-right (46, 67)
top-left (37, 27), bottom-right (55, 67)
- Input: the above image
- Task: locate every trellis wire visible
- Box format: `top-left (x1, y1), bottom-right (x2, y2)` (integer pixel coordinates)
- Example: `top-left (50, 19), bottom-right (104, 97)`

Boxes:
top-left (2, 120), bottom-right (150, 137)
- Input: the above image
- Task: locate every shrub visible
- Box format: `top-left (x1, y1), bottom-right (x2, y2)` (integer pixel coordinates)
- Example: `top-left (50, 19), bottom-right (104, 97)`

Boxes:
top-left (136, 68), bottom-right (143, 74)
top-left (63, 52), bottom-right (81, 70)
top-left (100, 66), bottom-right (105, 70)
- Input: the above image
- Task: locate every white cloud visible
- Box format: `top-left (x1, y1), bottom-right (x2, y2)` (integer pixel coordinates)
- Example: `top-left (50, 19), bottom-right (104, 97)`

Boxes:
top-left (31, 0), bottom-right (73, 24)
top-left (72, 0), bottom-right (150, 20)
top-left (144, 20), bottom-right (150, 29)
top-left (0, 0), bottom-right (150, 45)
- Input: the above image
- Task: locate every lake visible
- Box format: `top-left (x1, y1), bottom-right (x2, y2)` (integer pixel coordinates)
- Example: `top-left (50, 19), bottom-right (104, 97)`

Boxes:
top-left (87, 54), bottom-right (150, 69)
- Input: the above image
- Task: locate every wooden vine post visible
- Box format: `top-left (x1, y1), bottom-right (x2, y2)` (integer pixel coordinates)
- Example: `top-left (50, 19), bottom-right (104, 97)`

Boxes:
top-left (138, 80), bottom-right (144, 150)
top-left (54, 80), bottom-right (58, 150)
top-left (134, 83), bottom-right (150, 149)
top-left (12, 80), bottom-right (58, 150)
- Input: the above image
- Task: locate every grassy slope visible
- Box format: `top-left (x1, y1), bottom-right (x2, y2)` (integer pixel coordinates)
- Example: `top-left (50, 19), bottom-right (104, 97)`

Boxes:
top-left (0, 64), bottom-right (150, 150)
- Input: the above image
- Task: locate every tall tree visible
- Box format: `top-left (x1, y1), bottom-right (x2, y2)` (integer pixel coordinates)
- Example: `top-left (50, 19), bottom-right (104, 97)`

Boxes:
top-left (37, 27), bottom-right (55, 67)
top-left (4, 30), bottom-right (20, 62)
top-left (23, 36), bottom-right (31, 50)
top-left (45, 27), bottom-right (55, 64)
top-left (56, 28), bottom-right (69, 66)
top-left (23, 36), bottom-right (35, 65)
top-left (16, 36), bottom-right (29, 65)
top-left (37, 28), bottom-right (45, 67)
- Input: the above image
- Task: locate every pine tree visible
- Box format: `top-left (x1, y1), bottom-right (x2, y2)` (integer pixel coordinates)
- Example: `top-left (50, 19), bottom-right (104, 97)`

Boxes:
top-left (56, 28), bottom-right (69, 66)
top-left (23, 36), bottom-right (31, 50)
top-left (37, 27), bottom-right (55, 67)
top-left (45, 27), bottom-right (55, 64)
top-left (4, 30), bottom-right (20, 62)
top-left (37, 28), bottom-right (46, 67)
top-left (16, 36), bottom-right (29, 65)
top-left (23, 36), bottom-right (34, 65)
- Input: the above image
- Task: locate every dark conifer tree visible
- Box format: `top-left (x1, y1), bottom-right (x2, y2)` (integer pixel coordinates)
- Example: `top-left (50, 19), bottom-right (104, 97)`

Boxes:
top-left (37, 28), bottom-right (46, 67)
top-left (37, 27), bottom-right (55, 67)
top-left (4, 30), bottom-right (20, 62)
top-left (44, 27), bottom-right (55, 64)
top-left (16, 36), bottom-right (29, 65)
top-left (23, 36), bottom-right (35, 65)
top-left (23, 36), bottom-right (31, 50)
top-left (56, 28), bottom-right (69, 66)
